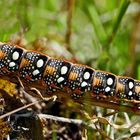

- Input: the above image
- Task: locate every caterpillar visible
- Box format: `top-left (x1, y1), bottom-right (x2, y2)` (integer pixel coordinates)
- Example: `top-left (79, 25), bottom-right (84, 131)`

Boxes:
top-left (0, 42), bottom-right (140, 105)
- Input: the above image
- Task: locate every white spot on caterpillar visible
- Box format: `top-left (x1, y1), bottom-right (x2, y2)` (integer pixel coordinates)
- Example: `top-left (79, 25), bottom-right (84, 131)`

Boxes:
top-left (129, 81), bottom-right (134, 89)
top-left (107, 77), bottom-right (113, 86)
top-left (12, 51), bottom-right (19, 60)
top-left (32, 69), bottom-right (40, 76)
top-left (9, 62), bottom-right (15, 67)
top-left (83, 72), bottom-right (90, 80)
top-left (81, 81), bottom-right (88, 87)
top-left (61, 66), bottom-right (68, 75)
top-left (37, 59), bottom-right (44, 68)
top-left (128, 91), bottom-right (133, 96)
top-left (105, 87), bottom-right (110, 92)
top-left (57, 77), bottom-right (64, 83)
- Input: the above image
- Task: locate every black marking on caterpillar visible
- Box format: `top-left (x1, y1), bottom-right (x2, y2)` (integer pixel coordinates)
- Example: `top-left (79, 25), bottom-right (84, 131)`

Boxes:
top-left (0, 42), bottom-right (140, 104)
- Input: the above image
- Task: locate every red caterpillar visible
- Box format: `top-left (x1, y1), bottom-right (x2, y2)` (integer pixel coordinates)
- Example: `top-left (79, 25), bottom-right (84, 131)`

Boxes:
top-left (0, 42), bottom-right (140, 104)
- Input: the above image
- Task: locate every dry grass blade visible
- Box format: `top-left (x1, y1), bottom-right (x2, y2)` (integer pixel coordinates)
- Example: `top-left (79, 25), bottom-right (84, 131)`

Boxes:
top-left (0, 100), bottom-right (41, 120)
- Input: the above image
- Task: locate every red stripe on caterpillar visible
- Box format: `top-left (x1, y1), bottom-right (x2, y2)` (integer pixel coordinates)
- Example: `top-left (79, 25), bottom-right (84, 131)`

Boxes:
top-left (0, 42), bottom-right (140, 104)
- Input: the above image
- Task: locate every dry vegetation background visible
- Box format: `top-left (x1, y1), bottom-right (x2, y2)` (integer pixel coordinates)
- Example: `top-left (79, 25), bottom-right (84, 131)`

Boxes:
top-left (0, 0), bottom-right (140, 140)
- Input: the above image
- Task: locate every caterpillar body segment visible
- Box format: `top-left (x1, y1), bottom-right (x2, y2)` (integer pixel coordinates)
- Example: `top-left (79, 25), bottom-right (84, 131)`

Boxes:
top-left (0, 44), bottom-right (24, 75)
top-left (0, 42), bottom-right (140, 105)
top-left (19, 51), bottom-right (49, 82)
top-left (92, 70), bottom-right (117, 98)
top-left (43, 58), bottom-right (72, 92)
